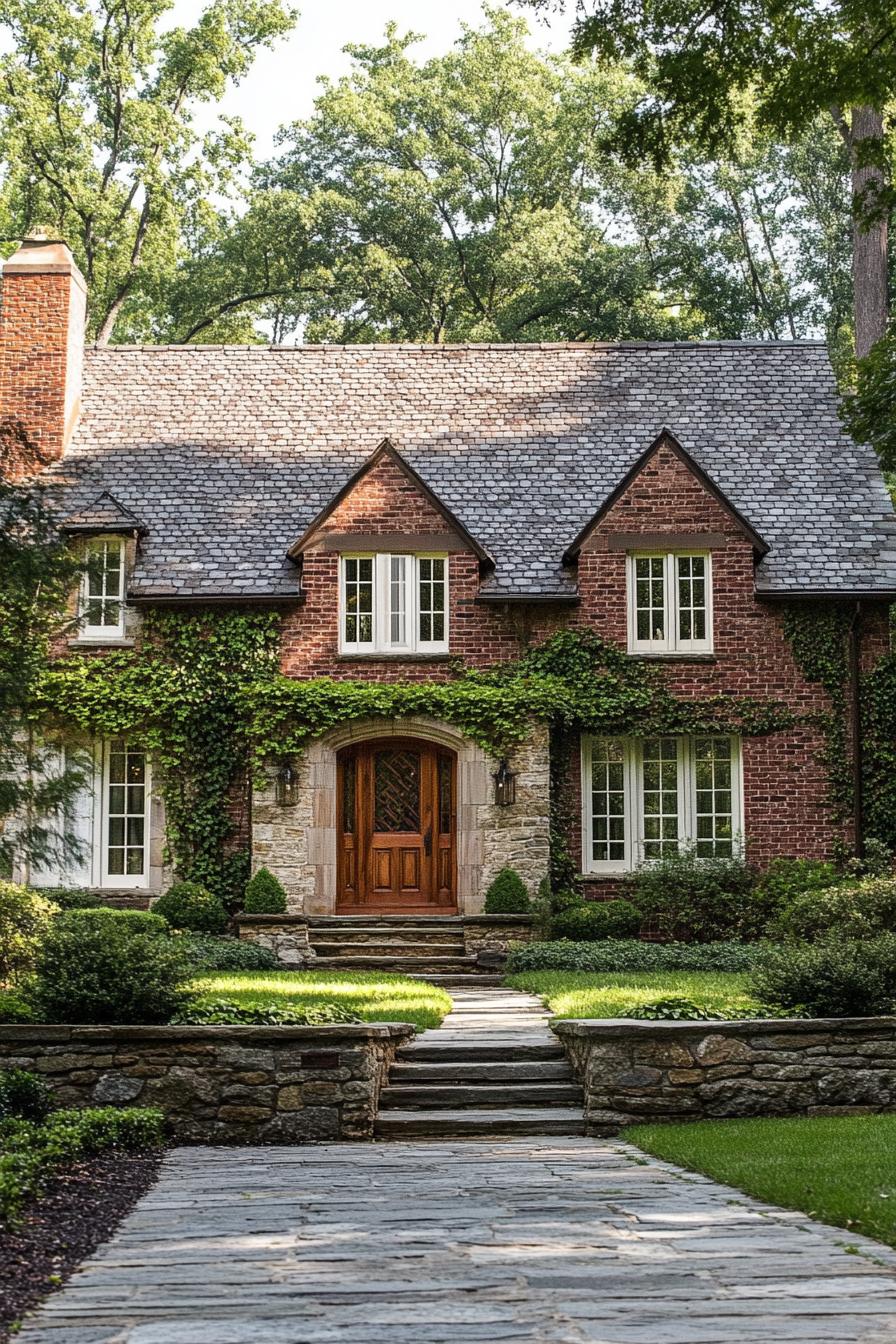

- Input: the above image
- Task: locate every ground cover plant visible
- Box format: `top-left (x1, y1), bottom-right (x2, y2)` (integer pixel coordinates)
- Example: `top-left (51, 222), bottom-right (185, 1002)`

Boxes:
top-left (506, 970), bottom-right (758, 1020)
top-left (188, 971), bottom-right (452, 1031)
top-left (628, 1115), bottom-right (896, 1251)
top-left (506, 939), bottom-right (760, 975)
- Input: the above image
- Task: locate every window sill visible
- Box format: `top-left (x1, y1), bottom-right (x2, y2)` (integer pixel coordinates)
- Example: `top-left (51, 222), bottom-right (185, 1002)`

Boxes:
top-left (68, 637), bottom-right (136, 649)
top-left (627, 652), bottom-right (717, 662)
top-left (337, 652), bottom-right (452, 662)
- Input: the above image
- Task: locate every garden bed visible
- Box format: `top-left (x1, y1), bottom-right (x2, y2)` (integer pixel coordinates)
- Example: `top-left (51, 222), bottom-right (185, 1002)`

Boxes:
top-left (188, 970), bottom-right (452, 1031)
top-left (0, 1150), bottom-right (162, 1343)
top-left (505, 970), bottom-right (757, 1019)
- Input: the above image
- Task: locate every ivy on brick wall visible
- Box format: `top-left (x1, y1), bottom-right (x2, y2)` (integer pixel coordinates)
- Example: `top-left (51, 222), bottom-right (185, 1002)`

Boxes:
top-left (862, 652), bottom-right (896, 850)
top-left (780, 602), bottom-right (853, 819)
top-left (35, 624), bottom-right (797, 898)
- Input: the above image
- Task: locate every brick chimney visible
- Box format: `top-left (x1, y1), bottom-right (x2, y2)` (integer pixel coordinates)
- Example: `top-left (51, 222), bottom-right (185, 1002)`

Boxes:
top-left (0, 234), bottom-right (87, 477)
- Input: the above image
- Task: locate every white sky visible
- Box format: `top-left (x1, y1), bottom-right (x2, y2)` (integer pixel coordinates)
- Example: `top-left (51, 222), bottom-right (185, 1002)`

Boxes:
top-left (171, 0), bottom-right (572, 156)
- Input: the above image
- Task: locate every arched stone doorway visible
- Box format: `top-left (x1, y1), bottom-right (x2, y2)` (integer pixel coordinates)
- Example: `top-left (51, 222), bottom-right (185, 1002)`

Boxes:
top-left (336, 737), bottom-right (456, 913)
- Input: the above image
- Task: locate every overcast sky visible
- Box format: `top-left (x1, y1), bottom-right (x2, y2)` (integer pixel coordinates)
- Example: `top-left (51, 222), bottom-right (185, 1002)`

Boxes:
top-left (171, 0), bottom-right (572, 156)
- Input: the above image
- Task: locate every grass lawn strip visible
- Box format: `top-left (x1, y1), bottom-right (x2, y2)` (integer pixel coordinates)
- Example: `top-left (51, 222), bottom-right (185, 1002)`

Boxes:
top-left (504, 969), bottom-right (757, 1019)
top-left (628, 1114), bottom-right (896, 1251)
top-left (189, 970), bottom-right (452, 1031)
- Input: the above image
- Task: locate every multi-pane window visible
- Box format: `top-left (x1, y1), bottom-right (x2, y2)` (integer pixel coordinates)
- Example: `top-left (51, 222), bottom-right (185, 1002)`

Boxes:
top-left (103, 740), bottom-right (149, 886)
top-left (582, 735), bottom-right (740, 872)
top-left (80, 538), bottom-right (125, 638)
top-left (627, 552), bottom-right (712, 654)
top-left (340, 554), bottom-right (448, 653)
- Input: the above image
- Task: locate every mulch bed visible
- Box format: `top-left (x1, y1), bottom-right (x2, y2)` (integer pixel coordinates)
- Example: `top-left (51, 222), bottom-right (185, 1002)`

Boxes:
top-left (0, 1149), bottom-right (164, 1342)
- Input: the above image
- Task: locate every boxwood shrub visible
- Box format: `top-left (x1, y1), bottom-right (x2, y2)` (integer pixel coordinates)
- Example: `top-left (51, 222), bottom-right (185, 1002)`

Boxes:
top-left (750, 935), bottom-right (896, 1018)
top-left (177, 935), bottom-right (279, 972)
top-left (243, 867), bottom-right (288, 915)
top-left (769, 877), bottom-right (896, 943)
top-left (551, 899), bottom-right (641, 941)
top-left (505, 938), bottom-right (761, 974)
top-left (154, 881), bottom-right (228, 933)
top-left (483, 868), bottom-right (532, 914)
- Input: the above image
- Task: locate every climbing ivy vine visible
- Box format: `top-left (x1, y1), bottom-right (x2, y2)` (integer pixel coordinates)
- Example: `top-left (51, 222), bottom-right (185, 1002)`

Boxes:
top-left (780, 602), bottom-right (853, 819)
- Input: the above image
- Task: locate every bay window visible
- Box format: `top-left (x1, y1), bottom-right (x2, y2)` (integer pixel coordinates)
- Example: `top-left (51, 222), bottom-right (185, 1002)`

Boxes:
top-left (582, 734), bottom-right (741, 873)
top-left (340, 553), bottom-right (448, 654)
top-left (627, 552), bottom-right (713, 654)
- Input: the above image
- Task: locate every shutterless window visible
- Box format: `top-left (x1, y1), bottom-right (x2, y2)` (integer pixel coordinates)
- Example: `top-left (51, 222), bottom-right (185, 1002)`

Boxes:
top-left (627, 553), bottom-right (712, 654)
top-left (102, 739), bottom-right (149, 887)
top-left (340, 554), bottom-right (448, 653)
top-left (80, 538), bottom-right (125, 637)
top-left (582, 734), bottom-right (740, 872)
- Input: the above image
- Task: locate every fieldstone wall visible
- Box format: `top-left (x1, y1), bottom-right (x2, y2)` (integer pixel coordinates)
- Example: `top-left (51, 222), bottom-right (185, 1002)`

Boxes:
top-left (461, 915), bottom-right (537, 958)
top-left (235, 915), bottom-right (314, 966)
top-left (235, 913), bottom-right (536, 968)
top-left (0, 1023), bottom-right (414, 1143)
top-left (250, 716), bottom-right (550, 914)
top-left (554, 1017), bottom-right (896, 1135)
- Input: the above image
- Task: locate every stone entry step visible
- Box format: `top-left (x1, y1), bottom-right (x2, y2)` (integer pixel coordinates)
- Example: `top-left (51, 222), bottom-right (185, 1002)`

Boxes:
top-left (312, 955), bottom-right (478, 973)
top-left (310, 926), bottom-right (465, 946)
top-left (312, 941), bottom-right (465, 959)
top-left (390, 1058), bottom-right (575, 1083)
top-left (375, 1107), bottom-right (585, 1137)
top-left (379, 1082), bottom-right (584, 1108)
top-left (408, 973), bottom-right (505, 987)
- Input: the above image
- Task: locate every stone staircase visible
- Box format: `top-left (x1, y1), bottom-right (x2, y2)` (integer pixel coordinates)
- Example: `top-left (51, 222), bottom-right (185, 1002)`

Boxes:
top-left (375, 988), bottom-right (585, 1137)
top-left (307, 916), bottom-right (502, 985)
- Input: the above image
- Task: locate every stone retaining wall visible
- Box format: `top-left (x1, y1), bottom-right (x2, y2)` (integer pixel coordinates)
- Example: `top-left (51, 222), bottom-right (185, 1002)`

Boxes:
top-left (236, 916), bottom-right (313, 966)
top-left (0, 1023), bottom-right (415, 1143)
top-left (554, 1017), bottom-right (896, 1135)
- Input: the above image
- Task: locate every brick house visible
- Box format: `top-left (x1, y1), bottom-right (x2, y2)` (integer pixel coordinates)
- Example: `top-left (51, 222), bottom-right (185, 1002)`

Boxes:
top-left (4, 235), bottom-right (896, 917)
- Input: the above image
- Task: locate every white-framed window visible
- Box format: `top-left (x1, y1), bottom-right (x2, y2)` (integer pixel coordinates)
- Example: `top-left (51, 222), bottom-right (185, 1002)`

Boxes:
top-left (627, 552), bottom-right (713, 654)
top-left (581, 734), bottom-right (742, 873)
top-left (340, 553), bottom-right (448, 654)
top-left (101, 739), bottom-right (150, 887)
top-left (79, 538), bottom-right (126, 639)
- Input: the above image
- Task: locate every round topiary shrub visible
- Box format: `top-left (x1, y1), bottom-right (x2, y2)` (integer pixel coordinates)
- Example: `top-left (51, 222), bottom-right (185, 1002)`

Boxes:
top-left (153, 881), bottom-right (228, 933)
top-left (551, 898), bottom-right (642, 941)
top-left (243, 867), bottom-right (288, 915)
top-left (31, 910), bottom-right (191, 1024)
top-left (483, 867), bottom-right (532, 915)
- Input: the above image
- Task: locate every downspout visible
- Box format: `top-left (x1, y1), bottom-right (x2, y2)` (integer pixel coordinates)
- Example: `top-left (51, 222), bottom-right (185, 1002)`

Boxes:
top-left (848, 601), bottom-right (864, 858)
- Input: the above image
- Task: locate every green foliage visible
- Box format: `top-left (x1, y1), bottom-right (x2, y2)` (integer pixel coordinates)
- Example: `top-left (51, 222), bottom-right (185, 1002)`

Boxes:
top-left (0, 989), bottom-right (38, 1023)
top-left (37, 887), bottom-right (104, 910)
top-left (623, 996), bottom-right (718, 1021)
top-left (625, 847), bottom-right (758, 941)
top-left (62, 907), bottom-right (170, 937)
top-left (843, 327), bottom-right (896, 473)
top-left (154, 882), bottom-right (228, 933)
top-left (505, 938), bottom-right (760, 975)
top-left (781, 602), bottom-right (853, 817)
top-left (770, 877), bottom-right (896, 943)
top-left (31, 910), bottom-right (191, 1024)
top-left (0, 1106), bottom-right (164, 1224)
top-left (751, 935), bottom-right (896, 1018)
top-left (173, 998), bottom-right (359, 1025)
top-left (177, 935), bottom-right (278, 973)
top-left (483, 868), bottom-right (532, 915)
top-left (0, 481), bottom-right (86, 875)
top-left (551, 899), bottom-right (641, 941)
top-left (243, 867), bottom-right (287, 915)
top-left (507, 968), bottom-right (757, 1019)
top-left (862, 654), bottom-right (896, 852)
top-left (0, 1069), bottom-right (53, 1122)
top-left (752, 858), bottom-right (846, 929)
top-left (0, 882), bottom-right (56, 984)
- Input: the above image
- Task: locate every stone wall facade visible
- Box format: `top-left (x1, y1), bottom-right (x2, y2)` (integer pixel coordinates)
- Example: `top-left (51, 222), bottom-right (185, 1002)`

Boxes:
top-left (0, 1023), bottom-right (414, 1143)
top-left (251, 715), bottom-right (550, 914)
top-left (554, 1017), bottom-right (896, 1135)
top-left (235, 913), bottom-right (536, 967)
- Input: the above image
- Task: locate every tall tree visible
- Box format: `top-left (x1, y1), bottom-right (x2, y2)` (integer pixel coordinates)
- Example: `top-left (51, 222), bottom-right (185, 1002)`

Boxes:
top-left (0, 0), bottom-right (296, 343)
top-left (522, 0), bottom-right (896, 359)
top-left (258, 9), bottom-right (699, 343)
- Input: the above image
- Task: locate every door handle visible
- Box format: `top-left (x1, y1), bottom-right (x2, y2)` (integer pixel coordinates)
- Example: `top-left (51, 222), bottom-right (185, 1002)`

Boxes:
top-left (423, 825), bottom-right (432, 857)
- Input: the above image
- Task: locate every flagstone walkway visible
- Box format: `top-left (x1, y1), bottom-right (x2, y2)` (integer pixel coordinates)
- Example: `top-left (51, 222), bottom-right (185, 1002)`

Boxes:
top-left (18, 1137), bottom-right (896, 1343)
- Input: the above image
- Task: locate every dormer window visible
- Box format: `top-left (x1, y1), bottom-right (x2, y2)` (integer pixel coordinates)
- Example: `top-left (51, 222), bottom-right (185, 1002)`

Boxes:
top-left (627, 552), bottom-right (713, 655)
top-left (79, 537), bottom-right (125, 639)
top-left (340, 553), bottom-right (448, 654)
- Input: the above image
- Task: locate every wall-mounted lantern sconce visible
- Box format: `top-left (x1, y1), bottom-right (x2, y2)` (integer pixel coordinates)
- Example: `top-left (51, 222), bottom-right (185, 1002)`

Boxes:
top-left (493, 758), bottom-right (517, 807)
top-left (275, 761), bottom-right (299, 807)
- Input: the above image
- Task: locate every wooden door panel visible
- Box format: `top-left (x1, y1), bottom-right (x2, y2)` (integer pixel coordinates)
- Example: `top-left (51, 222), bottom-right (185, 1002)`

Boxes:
top-left (337, 739), bottom-right (456, 912)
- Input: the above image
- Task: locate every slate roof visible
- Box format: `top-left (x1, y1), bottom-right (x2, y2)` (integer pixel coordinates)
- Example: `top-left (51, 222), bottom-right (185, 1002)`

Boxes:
top-left (62, 490), bottom-right (145, 534)
top-left (39, 341), bottom-right (896, 600)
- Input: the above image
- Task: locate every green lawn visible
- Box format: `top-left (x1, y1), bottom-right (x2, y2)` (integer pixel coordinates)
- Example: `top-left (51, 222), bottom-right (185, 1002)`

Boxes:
top-left (629, 1115), bottom-right (896, 1251)
top-left (505, 970), bottom-right (758, 1019)
top-left (189, 970), bottom-right (452, 1031)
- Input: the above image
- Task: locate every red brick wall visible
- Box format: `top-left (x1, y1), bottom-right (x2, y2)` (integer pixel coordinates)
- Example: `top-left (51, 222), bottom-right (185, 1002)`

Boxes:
top-left (0, 245), bottom-right (85, 477)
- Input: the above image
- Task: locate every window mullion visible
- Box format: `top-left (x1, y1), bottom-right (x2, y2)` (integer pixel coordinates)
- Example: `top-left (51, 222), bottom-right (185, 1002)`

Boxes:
top-left (667, 553), bottom-right (678, 653)
top-left (679, 737), bottom-right (692, 847)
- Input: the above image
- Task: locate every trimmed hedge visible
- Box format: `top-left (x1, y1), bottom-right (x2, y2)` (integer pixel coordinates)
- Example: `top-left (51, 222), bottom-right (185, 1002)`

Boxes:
top-left (483, 868), bottom-right (532, 915)
top-left (154, 881), bottom-right (228, 933)
top-left (551, 899), bottom-right (641, 941)
top-left (750, 935), bottom-right (896, 1018)
top-left (0, 1103), bottom-right (164, 1224)
top-left (61, 907), bottom-right (169, 937)
top-left (243, 867), bottom-right (288, 915)
top-left (505, 939), bottom-right (762, 974)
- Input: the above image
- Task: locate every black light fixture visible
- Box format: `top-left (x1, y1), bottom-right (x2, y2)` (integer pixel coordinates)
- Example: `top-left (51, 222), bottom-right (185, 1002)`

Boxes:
top-left (493, 758), bottom-right (516, 807)
top-left (275, 761), bottom-right (299, 807)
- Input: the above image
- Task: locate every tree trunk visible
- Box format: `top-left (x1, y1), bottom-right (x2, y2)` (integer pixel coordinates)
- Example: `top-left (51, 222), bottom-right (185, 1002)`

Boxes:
top-left (850, 105), bottom-right (889, 360)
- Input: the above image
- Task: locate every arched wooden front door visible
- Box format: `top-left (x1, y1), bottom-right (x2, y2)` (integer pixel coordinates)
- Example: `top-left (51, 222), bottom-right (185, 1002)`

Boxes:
top-left (336, 739), bottom-right (456, 914)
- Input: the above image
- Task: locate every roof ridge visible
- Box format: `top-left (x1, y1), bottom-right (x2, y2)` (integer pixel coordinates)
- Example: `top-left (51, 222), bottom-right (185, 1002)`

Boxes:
top-left (86, 339), bottom-right (829, 354)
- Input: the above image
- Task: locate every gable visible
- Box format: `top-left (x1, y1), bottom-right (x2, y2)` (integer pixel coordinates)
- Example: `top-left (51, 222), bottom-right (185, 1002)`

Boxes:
top-left (564, 430), bottom-right (769, 562)
top-left (288, 438), bottom-right (493, 568)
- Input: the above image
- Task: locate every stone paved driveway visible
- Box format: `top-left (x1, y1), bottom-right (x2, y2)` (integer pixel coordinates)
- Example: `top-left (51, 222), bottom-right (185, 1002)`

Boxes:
top-left (18, 1138), bottom-right (896, 1344)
